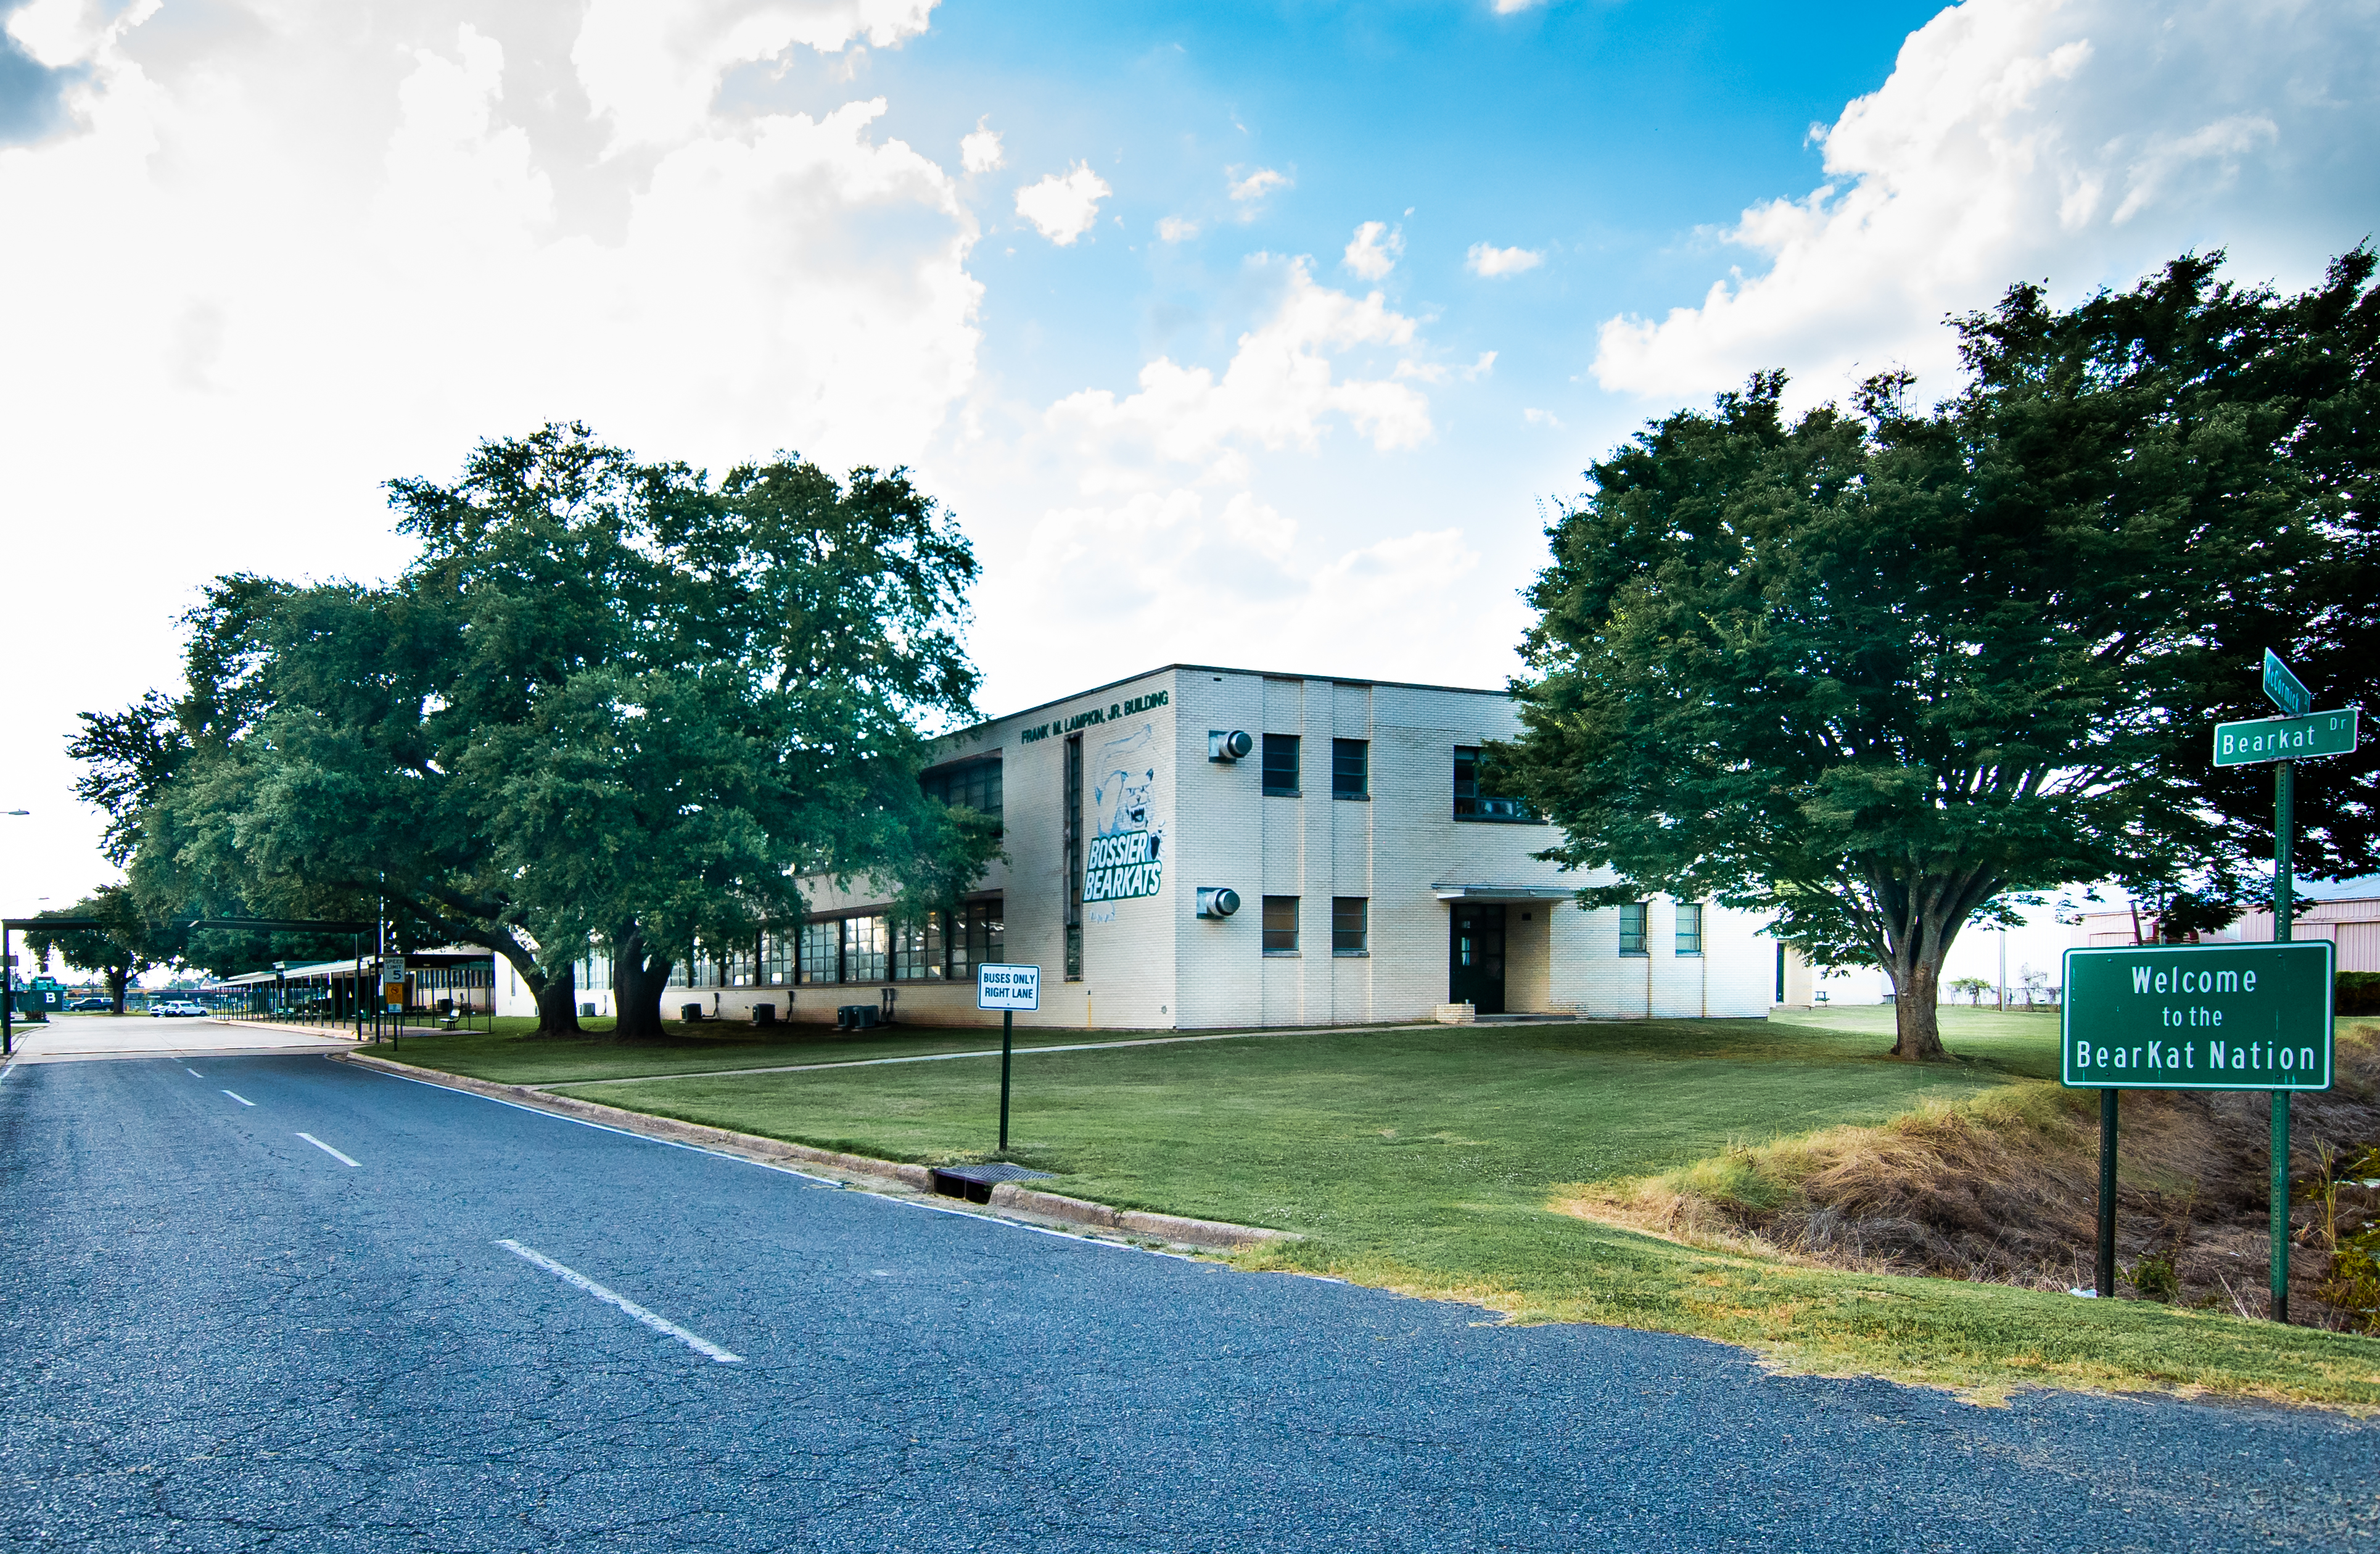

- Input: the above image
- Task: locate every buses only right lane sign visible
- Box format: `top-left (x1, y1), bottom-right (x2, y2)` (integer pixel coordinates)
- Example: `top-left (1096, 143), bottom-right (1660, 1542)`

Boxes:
top-left (2062, 941), bottom-right (2334, 1091)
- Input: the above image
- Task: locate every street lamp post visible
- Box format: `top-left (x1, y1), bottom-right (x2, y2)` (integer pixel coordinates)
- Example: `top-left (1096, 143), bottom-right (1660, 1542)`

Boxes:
top-left (2, 809), bottom-right (30, 1057)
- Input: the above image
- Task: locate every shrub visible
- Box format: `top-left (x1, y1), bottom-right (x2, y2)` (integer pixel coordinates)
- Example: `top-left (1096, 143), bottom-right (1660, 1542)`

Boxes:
top-left (2338, 972), bottom-right (2380, 1016)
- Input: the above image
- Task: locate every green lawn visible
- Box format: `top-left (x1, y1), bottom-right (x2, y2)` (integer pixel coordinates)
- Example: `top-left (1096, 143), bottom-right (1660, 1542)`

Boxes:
top-left (382, 1005), bottom-right (2380, 1405)
top-left (353, 1014), bottom-right (1259, 1087)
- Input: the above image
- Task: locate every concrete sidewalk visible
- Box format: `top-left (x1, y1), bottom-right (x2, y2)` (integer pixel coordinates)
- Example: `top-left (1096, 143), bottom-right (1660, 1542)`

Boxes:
top-left (4, 1014), bottom-right (358, 1064)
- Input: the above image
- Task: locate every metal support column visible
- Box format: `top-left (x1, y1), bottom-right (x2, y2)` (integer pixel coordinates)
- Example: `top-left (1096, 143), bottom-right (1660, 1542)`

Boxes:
top-left (2097, 1088), bottom-right (2118, 1298)
top-left (2271, 756), bottom-right (2294, 1324)
top-left (998, 1009), bottom-right (1015, 1155)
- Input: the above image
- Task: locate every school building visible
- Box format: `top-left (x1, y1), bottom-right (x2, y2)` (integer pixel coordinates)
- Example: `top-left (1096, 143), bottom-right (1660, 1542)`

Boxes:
top-left (501, 663), bottom-right (1776, 1030)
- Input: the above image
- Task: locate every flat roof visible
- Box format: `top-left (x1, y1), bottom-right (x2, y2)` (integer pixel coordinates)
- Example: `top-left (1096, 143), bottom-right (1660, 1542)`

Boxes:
top-left (941, 662), bottom-right (1517, 744)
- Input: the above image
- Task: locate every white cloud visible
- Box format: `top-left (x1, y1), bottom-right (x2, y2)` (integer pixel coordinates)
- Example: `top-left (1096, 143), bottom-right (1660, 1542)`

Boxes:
top-left (574, 0), bottom-right (940, 150)
top-left (960, 116), bottom-right (1003, 174)
top-left (1342, 220), bottom-right (1402, 280)
top-left (1591, 0), bottom-right (2380, 406)
top-left (1227, 165), bottom-right (1290, 207)
top-left (1045, 254), bottom-right (1430, 482)
top-left (1522, 407), bottom-right (1562, 428)
top-left (1015, 162), bottom-right (1111, 245)
top-left (0, 0), bottom-right (992, 912)
top-left (1492, 0), bottom-right (1547, 12)
top-left (1156, 215), bottom-right (1200, 243)
top-left (1465, 241), bottom-right (1543, 277)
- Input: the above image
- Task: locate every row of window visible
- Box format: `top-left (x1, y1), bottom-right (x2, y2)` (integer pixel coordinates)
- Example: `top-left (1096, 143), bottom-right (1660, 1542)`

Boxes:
top-left (1620, 901), bottom-right (1703, 956)
top-left (1259, 895), bottom-right (1370, 955)
top-left (921, 756), bottom-right (1003, 827)
top-left (570, 901), bottom-right (1007, 991)
top-left (1256, 737), bottom-right (1538, 821)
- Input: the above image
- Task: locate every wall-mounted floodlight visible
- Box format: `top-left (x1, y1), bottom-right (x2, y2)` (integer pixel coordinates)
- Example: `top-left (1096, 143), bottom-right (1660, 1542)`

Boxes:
top-left (1196, 887), bottom-right (1241, 919)
top-left (1209, 730), bottom-right (1253, 763)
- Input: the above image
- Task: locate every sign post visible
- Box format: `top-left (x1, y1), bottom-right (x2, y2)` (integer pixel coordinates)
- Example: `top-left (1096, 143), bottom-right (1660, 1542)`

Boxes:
top-left (2206, 651), bottom-right (2360, 1320)
top-left (976, 962), bottom-right (1040, 1154)
top-left (2063, 941), bottom-right (2336, 1302)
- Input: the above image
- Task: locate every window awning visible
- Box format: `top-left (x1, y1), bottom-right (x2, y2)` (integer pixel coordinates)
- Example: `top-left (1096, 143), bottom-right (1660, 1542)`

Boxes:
top-left (1431, 884), bottom-right (1575, 903)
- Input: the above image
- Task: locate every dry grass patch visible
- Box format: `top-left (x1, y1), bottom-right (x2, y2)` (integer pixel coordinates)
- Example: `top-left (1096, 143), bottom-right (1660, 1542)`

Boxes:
top-left (1561, 1022), bottom-right (2380, 1326)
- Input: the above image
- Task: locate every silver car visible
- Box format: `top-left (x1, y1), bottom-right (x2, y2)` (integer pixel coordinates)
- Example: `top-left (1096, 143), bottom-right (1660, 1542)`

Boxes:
top-left (150, 1000), bottom-right (209, 1017)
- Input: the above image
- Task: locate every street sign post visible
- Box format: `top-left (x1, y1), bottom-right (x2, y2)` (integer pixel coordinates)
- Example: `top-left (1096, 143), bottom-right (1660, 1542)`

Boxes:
top-left (2209, 651), bottom-right (2354, 1321)
top-left (2213, 709), bottom-right (2358, 766)
top-left (2063, 940), bottom-right (2336, 1306)
top-left (976, 963), bottom-right (1040, 1153)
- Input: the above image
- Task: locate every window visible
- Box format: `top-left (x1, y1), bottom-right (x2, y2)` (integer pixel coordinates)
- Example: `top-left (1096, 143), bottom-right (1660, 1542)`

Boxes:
top-left (1262, 734), bottom-right (1301, 795)
top-left (1262, 895), bottom-right (1299, 954)
top-left (1064, 734), bottom-right (1084, 980)
top-left (723, 938), bottom-right (756, 988)
top-left (1330, 738), bottom-right (1368, 799)
top-left (843, 914), bottom-right (887, 983)
top-left (761, 927), bottom-right (796, 986)
top-left (921, 756), bottom-right (1003, 831)
top-left (1676, 903), bottom-right (1704, 956)
top-left (892, 914), bottom-right (945, 981)
top-left (1332, 897), bottom-right (1368, 955)
top-left (690, 943), bottom-right (720, 988)
top-left (1453, 746), bottom-right (1535, 821)
top-left (1618, 902), bottom-right (1649, 957)
top-left (799, 920), bottom-right (841, 984)
top-left (574, 951), bottom-right (612, 992)
top-left (949, 898), bottom-right (1005, 982)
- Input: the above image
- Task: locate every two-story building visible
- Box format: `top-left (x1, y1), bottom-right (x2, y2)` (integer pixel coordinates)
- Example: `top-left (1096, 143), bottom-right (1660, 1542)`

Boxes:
top-left (511, 663), bottom-right (1774, 1030)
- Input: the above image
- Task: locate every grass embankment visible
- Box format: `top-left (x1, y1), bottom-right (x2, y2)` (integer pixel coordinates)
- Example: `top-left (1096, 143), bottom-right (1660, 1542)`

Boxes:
top-left (503, 1007), bottom-right (2380, 1407)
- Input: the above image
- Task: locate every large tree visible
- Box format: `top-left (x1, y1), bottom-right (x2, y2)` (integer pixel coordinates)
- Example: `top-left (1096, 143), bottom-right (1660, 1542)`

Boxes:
top-left (1501, 250), bottom-right (2377, 1061)
top-left (20, 885), bottom-right (181, 1014)
top-left (80, 425), bottom-right (993, 1038)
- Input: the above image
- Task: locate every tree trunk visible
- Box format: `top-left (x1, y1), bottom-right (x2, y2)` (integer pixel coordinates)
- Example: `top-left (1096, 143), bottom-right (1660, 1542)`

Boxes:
top-left (107, 965), bottom-right (130, 1016)
top-left (533, 963), bottom-right (582, 1037)
top-left (1889, 957), bottom-right (1948, 1060)
top-left (612, 923), bottom-right (675, 1040)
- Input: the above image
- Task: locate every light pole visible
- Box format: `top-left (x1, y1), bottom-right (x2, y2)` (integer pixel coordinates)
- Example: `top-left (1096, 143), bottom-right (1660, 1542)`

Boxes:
top-left (2, 809), bottom-right (34, 1056)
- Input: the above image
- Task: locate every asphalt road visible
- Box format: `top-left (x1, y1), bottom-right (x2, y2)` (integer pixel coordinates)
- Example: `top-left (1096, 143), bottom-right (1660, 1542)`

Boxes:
top-left (1, 1053), bottom-right (2370, 1552)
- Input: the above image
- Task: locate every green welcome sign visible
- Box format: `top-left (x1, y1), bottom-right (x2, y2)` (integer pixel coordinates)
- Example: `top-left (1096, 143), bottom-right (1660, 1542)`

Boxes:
top-left (2062, 941), bottom-right (2334, 1091)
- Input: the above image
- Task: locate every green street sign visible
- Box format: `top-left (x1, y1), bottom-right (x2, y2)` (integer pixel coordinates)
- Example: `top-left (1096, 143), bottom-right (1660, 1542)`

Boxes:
top-left (2062, 941), bottom-right (2334, 1091)
top-left (2263, 650), bottom-right (2312, 716)
top-left (2212, 708), bottom-right (2359, 766)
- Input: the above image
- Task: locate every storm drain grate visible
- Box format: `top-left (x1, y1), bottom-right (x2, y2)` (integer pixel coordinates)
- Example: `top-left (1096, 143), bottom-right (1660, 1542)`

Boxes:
top-left (928, 1162), bottom-right (1056, 1204)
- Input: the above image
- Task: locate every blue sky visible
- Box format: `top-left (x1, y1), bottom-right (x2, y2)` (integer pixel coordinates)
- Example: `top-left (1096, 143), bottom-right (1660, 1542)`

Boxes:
top-left (2, 0), bottom-right (2375, 975)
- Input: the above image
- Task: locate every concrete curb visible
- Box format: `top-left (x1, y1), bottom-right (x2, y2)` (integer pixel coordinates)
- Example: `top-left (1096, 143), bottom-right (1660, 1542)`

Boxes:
top-left (330, 1051), bottom-right (1297, 1252)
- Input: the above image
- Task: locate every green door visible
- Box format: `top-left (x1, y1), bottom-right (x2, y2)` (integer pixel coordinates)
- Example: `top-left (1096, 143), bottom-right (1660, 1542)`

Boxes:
top-left (1449, 904), bottom-right (1506, 1014)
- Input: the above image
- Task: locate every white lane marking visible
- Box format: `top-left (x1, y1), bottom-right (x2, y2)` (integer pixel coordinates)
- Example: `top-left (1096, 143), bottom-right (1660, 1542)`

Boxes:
top-left (495, 1240), bottom-right (742, 1364)
top-left (296, 1131), bottom-right (360, 1167)
top-left (187, 1068), bottom-right (204, 1078)
top-left (221, 1089), bottom-right (255, 1106)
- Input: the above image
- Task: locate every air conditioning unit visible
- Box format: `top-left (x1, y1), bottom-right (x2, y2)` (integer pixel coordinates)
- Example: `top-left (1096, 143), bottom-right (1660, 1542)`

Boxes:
top-left (1208, 729), bottom-right (1253, 763)
top-left (1197, 887), bottom-right (1241, 919)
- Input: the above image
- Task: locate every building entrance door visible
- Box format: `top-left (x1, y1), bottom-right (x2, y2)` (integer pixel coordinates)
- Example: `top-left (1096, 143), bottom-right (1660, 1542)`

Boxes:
top-left (1449, 903), bottom-right (1505, 1014)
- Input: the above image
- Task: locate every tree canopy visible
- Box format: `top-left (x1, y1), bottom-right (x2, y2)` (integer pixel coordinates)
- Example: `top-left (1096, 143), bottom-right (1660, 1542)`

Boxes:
top-left (80, 425), bottom-right (995, 1036)
top-left (1500, 249), bottom-right (2378, 1060)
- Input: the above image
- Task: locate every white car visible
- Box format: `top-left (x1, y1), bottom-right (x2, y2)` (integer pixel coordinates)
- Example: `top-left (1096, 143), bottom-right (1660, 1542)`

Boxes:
top-left (150, 1000), bottom-right (210, 1017)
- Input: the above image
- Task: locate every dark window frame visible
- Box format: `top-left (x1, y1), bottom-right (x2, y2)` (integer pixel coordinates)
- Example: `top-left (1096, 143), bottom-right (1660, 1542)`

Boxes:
top-left (1330, 738), bottom-right (1369, 800)
top-left (1262, 895), bottom-right (1300, 954)
top-left (1618, 901), bottom-right (1649, 957)
top-left (1331, 896), bottom-right (1368, 955)
top-left (1452, 745), bottom-right (1541, 823)
top-left (1675, 902), bottom-right (1704, 956)
top-left (1262, 734), bottom-right (1301, 796)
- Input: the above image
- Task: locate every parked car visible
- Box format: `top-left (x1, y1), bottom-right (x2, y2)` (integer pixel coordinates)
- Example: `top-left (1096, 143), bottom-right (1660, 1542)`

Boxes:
top-left (150, 1000), bottom-right (210, 1018)
top-left (67, 996), bottom-right (113, 1011)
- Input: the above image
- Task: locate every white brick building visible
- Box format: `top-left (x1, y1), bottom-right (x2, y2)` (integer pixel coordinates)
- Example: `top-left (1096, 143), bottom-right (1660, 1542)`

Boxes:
top-left (512, 664), bottom-right (1776, 1030)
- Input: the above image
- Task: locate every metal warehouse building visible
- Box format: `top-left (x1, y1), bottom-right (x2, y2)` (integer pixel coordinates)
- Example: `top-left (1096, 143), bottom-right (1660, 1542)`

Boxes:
top-left (506, 664), bottom-right (1774, 1030)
